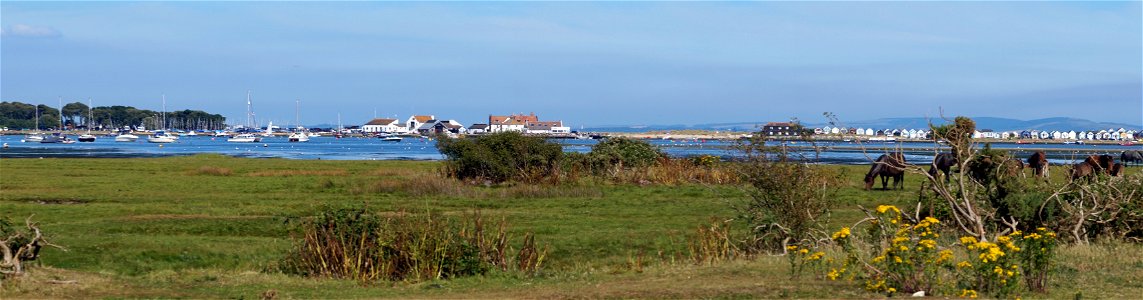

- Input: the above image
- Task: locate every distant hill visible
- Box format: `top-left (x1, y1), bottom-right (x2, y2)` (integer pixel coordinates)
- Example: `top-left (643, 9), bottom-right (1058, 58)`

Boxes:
top-left (583, 117), bottom-right (1139, 133)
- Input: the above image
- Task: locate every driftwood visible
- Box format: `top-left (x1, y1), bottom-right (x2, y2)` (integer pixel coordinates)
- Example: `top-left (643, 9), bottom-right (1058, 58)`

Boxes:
top-left (1, 215), bottom-right (67, 277)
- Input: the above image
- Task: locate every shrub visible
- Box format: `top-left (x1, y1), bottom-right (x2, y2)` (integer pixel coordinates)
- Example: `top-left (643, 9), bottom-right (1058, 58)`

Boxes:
top-left (280, 207), bottom-right (547, 283)
top-left (436, 132), bottom-right (563, 184)
top-left (736, 137), bottom-right (843, 253)
top-left (583, 137), bottom-right (663, 175)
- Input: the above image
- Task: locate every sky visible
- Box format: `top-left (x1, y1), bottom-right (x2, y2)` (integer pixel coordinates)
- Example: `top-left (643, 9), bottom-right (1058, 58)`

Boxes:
top-left (2, 1), bottom-right (1141, 128)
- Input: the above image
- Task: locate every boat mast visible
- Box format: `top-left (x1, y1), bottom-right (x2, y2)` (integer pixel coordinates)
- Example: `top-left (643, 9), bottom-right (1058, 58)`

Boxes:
top-left (161, 94), bottom-right (167, 130)
top-left (58, 96), bottom-right (63, 131)
top-left (88, 97), bottom-right (93, 132)
top-left (34, 105), bottom-right (39, 132)
top-left (295, 99), bottom-right (300, 129)
top-left (246, 90), bottom-right (254, 129)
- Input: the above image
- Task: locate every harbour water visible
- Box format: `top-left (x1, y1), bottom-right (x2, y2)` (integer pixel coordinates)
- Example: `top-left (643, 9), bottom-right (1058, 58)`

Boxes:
top-left (1, 134), bottom-right (1139, 165)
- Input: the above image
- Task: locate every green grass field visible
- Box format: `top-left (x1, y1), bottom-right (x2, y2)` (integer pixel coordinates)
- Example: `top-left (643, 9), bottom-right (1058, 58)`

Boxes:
top-left (1, 154), bottom-right (1140, 298)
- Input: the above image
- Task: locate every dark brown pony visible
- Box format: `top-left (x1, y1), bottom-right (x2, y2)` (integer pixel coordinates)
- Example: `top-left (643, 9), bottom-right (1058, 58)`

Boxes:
top-left (1110, 163), bottom-right (1124, 177)
top-left (928, 153), bottom-right (956, 183)
top-left (1070, 162), bottom-right (1096, 182)
top-left (1027, 151), bottom-right (1049, 178)
top-left (1121, 150), bottom-right (1143, 166)
top-left (1083, 154), bottom-right (1115, 175)
top-left (865, 153), bottom-right (907, 190)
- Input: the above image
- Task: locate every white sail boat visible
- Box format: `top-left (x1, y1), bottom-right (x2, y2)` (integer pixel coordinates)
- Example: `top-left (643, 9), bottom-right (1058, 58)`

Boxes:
top-left (23, 105), bottom-right (44, 142)
top-left (78, 98), bottom-right (97, 142)
top-left (146, 95), bottom-right (177, 143)
top-left (288, 99), bottom-right (309, 142)
top-left (229, 91), bottom-right (263, 143)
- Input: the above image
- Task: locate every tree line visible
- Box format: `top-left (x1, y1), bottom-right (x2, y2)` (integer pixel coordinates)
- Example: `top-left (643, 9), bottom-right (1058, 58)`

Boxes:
top-left (0, 101), bottom-right (227, 131)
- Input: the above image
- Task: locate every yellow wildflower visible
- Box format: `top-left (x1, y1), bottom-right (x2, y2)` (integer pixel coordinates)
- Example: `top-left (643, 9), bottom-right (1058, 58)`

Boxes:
top-left (960, 289), bottom-right (978, 298)
top-left (787, 245), bottom-right (798, 251)
top-left (937, 250), bottom-right (954, 263)
top-left (957, 261), bottom-right (973, 269)
top-left (832, 227), bottom-right (851, 240)
top-left (798, 248), bottom-right (809, 255)
top-left (872, 255), bottom-right (886, 263)
top-left (876, 205), bottom-right (900, 214)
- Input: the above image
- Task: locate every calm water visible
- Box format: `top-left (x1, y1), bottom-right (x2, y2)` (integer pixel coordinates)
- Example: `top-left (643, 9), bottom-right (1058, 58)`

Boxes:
top-left (1, 134), bottom-right (1139, 165)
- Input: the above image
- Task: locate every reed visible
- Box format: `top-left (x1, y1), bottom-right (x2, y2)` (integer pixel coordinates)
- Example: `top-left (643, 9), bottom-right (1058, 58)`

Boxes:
top-left (280, 207), bottom-right (547, 283)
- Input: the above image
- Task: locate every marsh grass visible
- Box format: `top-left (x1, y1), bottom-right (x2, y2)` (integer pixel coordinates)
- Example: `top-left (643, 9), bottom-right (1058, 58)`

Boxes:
top-left (280, 207), bottom-right (546, 283)
top-left (0, 155), bottom-right (1139, 298)
top-left (246, 169), bottom-right (349, 177)
top-left (190, 166), bottom-right (233, 176)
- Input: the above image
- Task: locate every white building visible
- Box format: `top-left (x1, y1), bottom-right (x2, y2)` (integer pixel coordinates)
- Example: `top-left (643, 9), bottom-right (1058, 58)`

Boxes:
top-left (362, 118), bottom-right (403, 133)
top-left (406, 115), bottom-right (435, 132)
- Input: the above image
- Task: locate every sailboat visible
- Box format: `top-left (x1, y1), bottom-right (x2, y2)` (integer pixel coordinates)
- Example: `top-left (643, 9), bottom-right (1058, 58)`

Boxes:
top-left (229, 91), bottom-right (263, 143)
top-left (288, 99), bottom-right (309, 142)
top-left (42, 97), bottom-right (75, 144)
top-left (78, 98), bottom-right (97, 142)
top-left (23, 105), bottom-right (45, 142)
top-left (147, 95), bottom-right (177, 143)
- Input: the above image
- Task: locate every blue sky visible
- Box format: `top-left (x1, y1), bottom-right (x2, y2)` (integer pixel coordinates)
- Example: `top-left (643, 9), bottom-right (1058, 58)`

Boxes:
top-left (2, 1), bottom-right (1140, 128)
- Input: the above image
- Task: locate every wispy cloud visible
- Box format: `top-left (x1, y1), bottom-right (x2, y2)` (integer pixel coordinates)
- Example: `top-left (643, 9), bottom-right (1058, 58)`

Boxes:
top-left (0, 23), bottom-right (62, 38)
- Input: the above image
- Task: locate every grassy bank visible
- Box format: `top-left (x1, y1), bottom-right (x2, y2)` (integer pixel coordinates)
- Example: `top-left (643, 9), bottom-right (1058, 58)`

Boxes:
top-left (1, 154), bottom-right (1140, 298)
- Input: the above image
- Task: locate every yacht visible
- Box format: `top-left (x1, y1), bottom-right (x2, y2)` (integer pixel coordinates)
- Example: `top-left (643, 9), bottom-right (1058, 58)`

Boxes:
top-left (288, 131), bottom-right (310, 142)
top-left (115, 132), bottom-right (140, 142)
top-left (78, 133), bottom-right (97, 142)
top-left (227, 133), bottom-right (262, 143)
top-left (40, 133), bottom-right (75, 144)
top-left (147, 130), bottom-right (177, 143)
top-left (24, 105), bottom-right (44, 142)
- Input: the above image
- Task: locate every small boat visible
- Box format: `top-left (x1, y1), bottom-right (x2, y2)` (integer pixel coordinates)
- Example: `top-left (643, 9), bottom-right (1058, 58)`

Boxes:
top-left (228, 133), bottom-right (262, 143)
top-left (147, 131), bottom-right (177, 143)
top-left (185, 130), bottom-right (198, 137)
top-left (40, 133), bottom-right (74, 144)
top-left (115, 133), bottom-right (140, 142)
top-left (1062, 140), bottom-right (1084, 145)
top-left (1121, 141), bottom-right (1136, 146)
top-left (288, 131), bottom-right (310, 142)
top-left (78, 133), bottom-right (97, 142)
top-left (381, 135), bottom-right (402, 142)
top-left (23, 134), bottom-right (44, 143)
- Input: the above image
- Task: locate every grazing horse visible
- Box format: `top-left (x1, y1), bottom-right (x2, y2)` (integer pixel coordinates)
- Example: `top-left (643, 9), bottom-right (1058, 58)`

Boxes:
top-left (928, 153), bottom-right (957, 183)
top-left (1083, 154), bottom-right (1115, 175)
top-left (1110, 163), bottom-right (1124, 177)
top-left (1070, 162), bottom-right (1096, 182)
top-left (1027, 151), bottom-right (1049, 178)
top-left (864, 153), bottom-right (907, 190)
top-left (1121, 150), bottom-right (1143, 166)
top-left (1003, 158), bottom-right (1025, 178)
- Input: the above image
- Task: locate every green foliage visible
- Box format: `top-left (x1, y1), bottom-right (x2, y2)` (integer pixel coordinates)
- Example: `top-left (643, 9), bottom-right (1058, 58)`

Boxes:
top-left (737, 140), bottom-right (843, 252)
top-left (0, 101), bottom-right (226, 130)
top-left (436, 132), bottom-right (564, 184)
top-left (586, 137), bottom-right (664, 171)
top-left (280, 206), bottom-right (546, 283)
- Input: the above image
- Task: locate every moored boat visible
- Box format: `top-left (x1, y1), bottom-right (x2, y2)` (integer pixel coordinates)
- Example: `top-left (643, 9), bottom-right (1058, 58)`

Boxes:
top-left (147, 130), bottom-right (177, 143)
top-left (227, 133), bottom-right (262, 143)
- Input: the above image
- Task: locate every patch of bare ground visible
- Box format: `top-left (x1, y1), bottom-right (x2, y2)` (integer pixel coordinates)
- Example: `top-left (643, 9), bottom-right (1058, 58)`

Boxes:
top-left (118, 214), bottom-right (271, 221)
top-left (245, 169), bottom-right (349, 177)
top-left (0, 266), bottom-right (165, 299)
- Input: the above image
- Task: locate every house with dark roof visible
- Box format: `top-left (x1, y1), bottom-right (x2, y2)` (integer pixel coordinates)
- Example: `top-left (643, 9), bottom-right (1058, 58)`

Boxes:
top-left (762, 122), bottom-right (802, 136)
top-left (468, 123), bottom-right (489, 134)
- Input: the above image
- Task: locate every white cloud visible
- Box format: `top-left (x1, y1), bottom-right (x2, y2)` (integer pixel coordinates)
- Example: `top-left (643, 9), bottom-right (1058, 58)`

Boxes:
top-left (1, 24), bottom-right (62, 38)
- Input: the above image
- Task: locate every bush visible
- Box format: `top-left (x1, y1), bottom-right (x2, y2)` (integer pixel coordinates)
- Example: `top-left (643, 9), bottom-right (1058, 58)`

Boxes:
top-left (437, 132), bottom-right (563, 184)
top-left (586, 137), bottom-right (663, 172)
top-left (736, 138), bottom-right (843, 253)
top-left (280, 207), bottom-right (547, 283)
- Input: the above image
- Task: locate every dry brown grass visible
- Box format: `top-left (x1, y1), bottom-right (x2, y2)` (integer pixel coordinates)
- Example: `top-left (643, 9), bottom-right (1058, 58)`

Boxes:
top-left (189, 166), bottom-right (233, 176)
top-left (245, 169), bottom-right (349, 177)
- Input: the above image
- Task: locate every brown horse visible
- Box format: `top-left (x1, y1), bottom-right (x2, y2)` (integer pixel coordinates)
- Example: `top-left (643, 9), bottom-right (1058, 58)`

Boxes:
top-left (1083, 154), bottom-right (1115, 175)
top-left (1003, 158), bottom-right (1025, 178)
top-left (865, 153), bottom-right (907, 190)
top-left (928, 152), bottom-right (956, 183)
top-left (1070, 162), bottom-right (1096, 182)
top-left (1027, 151), bottom-right (1048, 178)
top-left (1110, 163), bottom-right (1124, 177)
